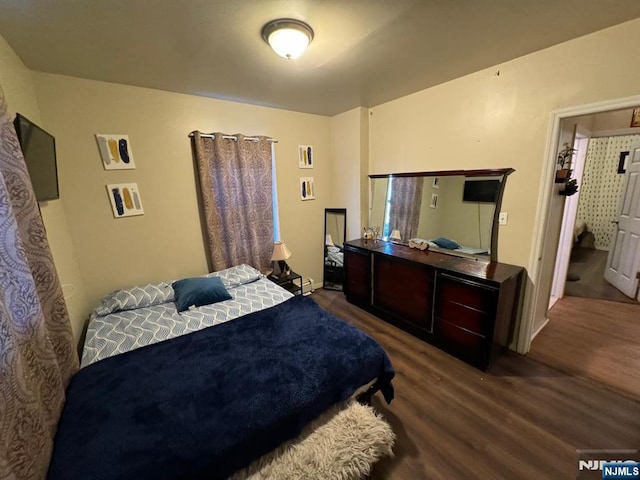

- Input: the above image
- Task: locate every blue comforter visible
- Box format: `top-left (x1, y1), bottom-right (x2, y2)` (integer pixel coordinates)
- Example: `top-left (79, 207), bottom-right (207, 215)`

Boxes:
top-left (47, 296), bottom-right (394, 480)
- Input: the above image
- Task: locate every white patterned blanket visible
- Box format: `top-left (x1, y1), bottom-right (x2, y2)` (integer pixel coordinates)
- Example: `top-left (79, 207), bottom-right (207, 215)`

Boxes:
top-left (81, 265), bottom-right (293, 367)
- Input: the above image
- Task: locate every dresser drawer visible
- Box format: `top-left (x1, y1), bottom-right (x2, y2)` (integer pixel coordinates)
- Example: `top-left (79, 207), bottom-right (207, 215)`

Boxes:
top-left (373, 255), bottom-right (433, 330)
top-left (436, 301), bottom-right (491, 336)
top-left (435, 319), bottom-right (488, 368)
top-left (435, 273), bottom-right (498, 335)
top-left (344, 247), bottom-right (371, 304)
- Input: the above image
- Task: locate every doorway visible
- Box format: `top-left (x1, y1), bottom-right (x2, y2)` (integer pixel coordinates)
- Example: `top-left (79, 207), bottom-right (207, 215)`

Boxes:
top-left (521, 94), bottom-right (640, 355)
top-left (527, 106), bottom-right (640, 396)
top-left (552, 131), bottom-right (640, 305)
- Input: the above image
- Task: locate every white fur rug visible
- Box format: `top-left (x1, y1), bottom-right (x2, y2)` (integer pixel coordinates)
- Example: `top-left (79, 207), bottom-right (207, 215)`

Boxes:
top-left (231, 401), bottom-right (395, 480)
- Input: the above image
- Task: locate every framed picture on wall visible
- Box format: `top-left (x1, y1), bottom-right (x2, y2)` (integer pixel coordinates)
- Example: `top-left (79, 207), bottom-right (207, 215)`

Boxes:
top-left (298, 145), bottom-right (313, 168)
top-left (432, 177), bottom-right (440, 189)
top-left (618, 151), bottom-right (630, 174)
top-left (96, 134), bottom-right (136, 170)
top-left (300, 177), bottom-right (315, 200)
top-left (430, 193), bottom-right (438, 209)
top-left (631, 107), bottom-right (640, 128)
top-left (107, 183), bottom-right (144, 218)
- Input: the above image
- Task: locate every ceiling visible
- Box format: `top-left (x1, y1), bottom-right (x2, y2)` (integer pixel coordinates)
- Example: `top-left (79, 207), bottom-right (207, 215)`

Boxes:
top-left (1, 0), bottom-right (640, 116)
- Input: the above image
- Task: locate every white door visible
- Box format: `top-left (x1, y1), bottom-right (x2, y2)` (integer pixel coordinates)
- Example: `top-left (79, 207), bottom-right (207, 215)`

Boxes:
top-left (604, 142), bottom-right (640, 298)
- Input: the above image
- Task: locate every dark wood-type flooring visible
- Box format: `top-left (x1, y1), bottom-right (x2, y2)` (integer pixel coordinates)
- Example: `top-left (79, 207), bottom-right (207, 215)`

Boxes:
top-left (565, 246), bottom-right (639, 304)
top-left (312, 289), bottom-right (640, 480)
top-left (529, 296), bottom-right (640, 401)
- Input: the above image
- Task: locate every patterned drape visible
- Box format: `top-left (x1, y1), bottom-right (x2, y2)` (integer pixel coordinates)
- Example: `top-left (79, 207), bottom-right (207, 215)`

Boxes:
top-left (0, 86), bottom-right (78, 478)
top-left (386, 176), bottom-right (424, 240)
top-left (191, 132), bottom-right (274, 273)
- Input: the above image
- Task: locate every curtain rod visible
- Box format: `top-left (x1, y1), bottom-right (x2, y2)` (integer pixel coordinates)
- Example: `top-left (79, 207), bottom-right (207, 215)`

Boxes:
top-left (188, 132), bottom-right (278, 143)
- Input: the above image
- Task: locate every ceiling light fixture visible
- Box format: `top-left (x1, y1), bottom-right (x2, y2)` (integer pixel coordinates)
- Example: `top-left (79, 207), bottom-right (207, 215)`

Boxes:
top-left (261, 18), bottom-right (314, 60)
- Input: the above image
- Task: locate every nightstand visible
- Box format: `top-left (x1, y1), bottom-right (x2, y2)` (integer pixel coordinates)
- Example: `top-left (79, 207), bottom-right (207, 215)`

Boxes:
top-left (268, 271), bottom-right (303, 296)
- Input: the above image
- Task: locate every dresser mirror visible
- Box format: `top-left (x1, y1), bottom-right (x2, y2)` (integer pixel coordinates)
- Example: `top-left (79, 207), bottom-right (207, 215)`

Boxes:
top-left (324, 208), bottom-right (347, 290)
top-left (369, 169), bottom-right (514, 262)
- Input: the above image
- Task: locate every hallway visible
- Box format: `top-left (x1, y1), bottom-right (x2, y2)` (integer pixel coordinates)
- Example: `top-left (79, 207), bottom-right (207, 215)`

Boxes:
top-left (565, 246), bottom-right (639, 304)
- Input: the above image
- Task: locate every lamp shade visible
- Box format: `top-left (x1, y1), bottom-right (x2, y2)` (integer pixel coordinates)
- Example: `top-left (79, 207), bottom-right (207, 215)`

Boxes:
top-left (325, 234), bottom-right (334, 246)
top-left (262, 19), bottom-right (314, 60)
top-left (390, 229), bottom-right (402, 240)
top-left (271, 241), bottom-right (292, 261)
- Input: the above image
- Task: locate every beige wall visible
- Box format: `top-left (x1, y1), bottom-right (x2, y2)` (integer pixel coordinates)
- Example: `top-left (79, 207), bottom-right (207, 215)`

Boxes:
top-left (5, 17), bottom-right (640, 351)
top-left (330, 107), bottom-right (368, 241)
top-left (33, 73), bottom-right (332, 309)
top-left (0, 35), bottom-right (89, 343)
top-left (367, 18), bottom-right (640, 348)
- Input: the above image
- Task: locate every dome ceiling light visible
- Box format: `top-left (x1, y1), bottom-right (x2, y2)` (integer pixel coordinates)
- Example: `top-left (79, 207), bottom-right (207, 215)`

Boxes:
top-left (261, 18), bottom-right (314, 60)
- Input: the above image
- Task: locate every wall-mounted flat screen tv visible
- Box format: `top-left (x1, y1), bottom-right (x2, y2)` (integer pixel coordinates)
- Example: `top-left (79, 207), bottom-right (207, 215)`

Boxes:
top-left (13, 113), bottom-right (59, 202)
top-left (463, 179), bottom-right (500, 203)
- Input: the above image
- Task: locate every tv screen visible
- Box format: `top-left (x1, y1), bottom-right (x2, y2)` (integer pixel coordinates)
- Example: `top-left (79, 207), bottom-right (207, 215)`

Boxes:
top-left (13, 113), bottom-right (59, 202)
top-left (463, 179), bottom-right (500, 203)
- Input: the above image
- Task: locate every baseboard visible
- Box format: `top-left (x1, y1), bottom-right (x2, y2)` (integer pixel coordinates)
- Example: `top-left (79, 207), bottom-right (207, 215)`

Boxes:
top-left (530, 318), bottom-right (550, 341)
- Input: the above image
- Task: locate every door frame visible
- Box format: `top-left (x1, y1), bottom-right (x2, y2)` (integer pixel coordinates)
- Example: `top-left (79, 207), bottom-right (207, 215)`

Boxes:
top-left (550, 133), bottom-right (589, 303)
top-left (518, 94), bottom-right (640, 354)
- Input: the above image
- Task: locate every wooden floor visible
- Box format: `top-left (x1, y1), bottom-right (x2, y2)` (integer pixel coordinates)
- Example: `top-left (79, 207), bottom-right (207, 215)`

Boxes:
top-left (565, 247), bottom-right (639, 304)
top-left (312, 289), bottom-right (640, 480)
top-left (529, 296), bottom-right (640, 401)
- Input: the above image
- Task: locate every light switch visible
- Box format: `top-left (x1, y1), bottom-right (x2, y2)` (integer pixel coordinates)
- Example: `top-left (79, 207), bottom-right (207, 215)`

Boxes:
top-left (499, 212), bottom-right (508, 226)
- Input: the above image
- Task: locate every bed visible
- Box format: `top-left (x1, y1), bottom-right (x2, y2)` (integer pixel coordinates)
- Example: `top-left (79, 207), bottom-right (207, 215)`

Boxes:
top-left (48, 265), bottom-right (395, 480)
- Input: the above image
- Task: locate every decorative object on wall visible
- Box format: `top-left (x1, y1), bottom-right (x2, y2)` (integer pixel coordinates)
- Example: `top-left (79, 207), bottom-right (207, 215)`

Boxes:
top-left (298, 145), bottom-right (313, 168)
top-left (631, 107), bottom-right (640, 128)
top-left (618, 151), bottom-right (630, 174)
top-left (430, 193), bottom-right (438, 208)
top-left (300, 176), bottom-right (315, 200)
top-left (107, 183), bottom-right (144, 218)
top-left (96, 134), bottom-right (136, 170)
top-left (555, 142), bottom-right (575, 183)
top-left (432, 177), bottom-right (439, 189)
top-left (559, 178), bottom-right (578, 196)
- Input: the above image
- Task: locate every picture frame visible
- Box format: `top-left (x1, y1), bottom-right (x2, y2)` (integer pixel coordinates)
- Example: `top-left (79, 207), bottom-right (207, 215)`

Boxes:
top-left (432, 177), bottom-right (440, 189)
top-left (300, 177), bottom-right (315, 201)
top-left (631, 107), bottom-right (640, 128)
top-left (106, 183), bottom-right (144, 218)
top-left (430, 193), bottom-right (438, 209)
top-left (618, 151), bottom-right (629, 174)
top-left (298, 145), bottom-right (313, 169)
top-left (96, 134), bottom-right (136, 170)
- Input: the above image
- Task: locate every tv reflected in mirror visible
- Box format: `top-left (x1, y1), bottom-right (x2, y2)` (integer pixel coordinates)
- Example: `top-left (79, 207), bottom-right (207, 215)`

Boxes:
top-left (13, 113), bottom-right (59, 202)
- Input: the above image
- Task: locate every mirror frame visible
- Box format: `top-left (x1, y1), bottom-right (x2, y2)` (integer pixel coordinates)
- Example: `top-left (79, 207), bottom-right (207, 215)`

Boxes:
top-left (323, 208), bottom-right (347, 290)
top-left (369, 168), bottom-right (514, 262)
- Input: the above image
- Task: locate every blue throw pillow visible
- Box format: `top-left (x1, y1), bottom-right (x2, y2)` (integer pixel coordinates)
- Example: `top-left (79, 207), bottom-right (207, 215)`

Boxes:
top-left (172, 276), bottom-right (232, 312)
top-left (432, 237), bottom-right (460, 250)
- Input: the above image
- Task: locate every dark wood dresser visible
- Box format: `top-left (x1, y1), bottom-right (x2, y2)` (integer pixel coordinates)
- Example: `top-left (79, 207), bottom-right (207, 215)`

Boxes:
top-left (344, 239), bottom-right (524, 370)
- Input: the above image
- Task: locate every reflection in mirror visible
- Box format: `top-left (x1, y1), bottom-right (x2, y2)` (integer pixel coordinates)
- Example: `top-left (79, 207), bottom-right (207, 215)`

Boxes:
top-left (324, 208), bottom-right (347, 290)
top-left (369, 169), bottom-right (512, 261)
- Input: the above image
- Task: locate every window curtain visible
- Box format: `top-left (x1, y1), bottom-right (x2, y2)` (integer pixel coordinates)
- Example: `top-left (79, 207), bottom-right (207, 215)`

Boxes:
top-left (191, 132), bottom-right (274, 273)
top-left (387, 176), bottom-right (424, 240)
top-left (0, 86), bottom-right (78, 479)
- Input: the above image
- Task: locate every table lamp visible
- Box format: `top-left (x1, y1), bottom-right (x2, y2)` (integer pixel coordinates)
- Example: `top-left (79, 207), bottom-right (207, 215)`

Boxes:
top-left (271, 241), bottom-right (292, 278)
